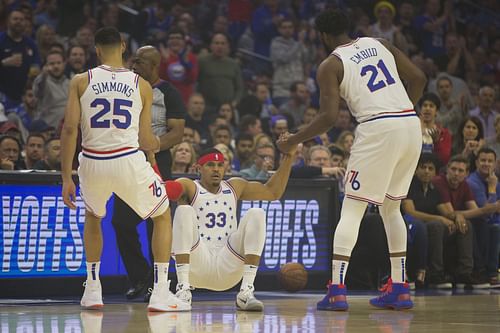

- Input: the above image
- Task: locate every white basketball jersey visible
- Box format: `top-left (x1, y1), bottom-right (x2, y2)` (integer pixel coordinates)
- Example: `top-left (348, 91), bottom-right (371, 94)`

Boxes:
top-left (332, 37), bottom-right (414, 123)
top-left (190, 180), bottom-right (238, 250)
top-left (80, 65), bottom-right (143, 151)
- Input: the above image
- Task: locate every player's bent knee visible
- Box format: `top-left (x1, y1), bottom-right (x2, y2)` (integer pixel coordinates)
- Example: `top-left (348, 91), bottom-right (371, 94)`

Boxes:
top-left (245, 208), bottom-right (266, 221)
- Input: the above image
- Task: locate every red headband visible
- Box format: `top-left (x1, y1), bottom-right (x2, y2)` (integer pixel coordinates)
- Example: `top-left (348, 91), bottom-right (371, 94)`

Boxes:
top-left (197, 152), bottom-right (223, 166)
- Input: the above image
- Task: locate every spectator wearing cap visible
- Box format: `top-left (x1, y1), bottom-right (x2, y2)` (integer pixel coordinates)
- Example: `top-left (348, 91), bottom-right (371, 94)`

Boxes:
top-left (0, 121), bottom-right (22, 143)
top-left (0, 10), bottom-right (41, 110)
top-left (370, 1), bottom-right (409, 54)
top-left (18, 133), bottom-right (44, 169)
top-left (469, 86), bottom-right (497, 141)
top-left (270, 18), bottom-right (307, 106)
top-left (33, 50), bottom-right (69, 128)
top-left (419, 92), bottom-right (452, 165)
top-left (33, 137), bottom-right (60, 171)
top-left (158, 28), bottom-right (198, 105)
top-left (0, 135), bottom-right (21, 170)
top-left (30, 119), bottom-right (55, 141)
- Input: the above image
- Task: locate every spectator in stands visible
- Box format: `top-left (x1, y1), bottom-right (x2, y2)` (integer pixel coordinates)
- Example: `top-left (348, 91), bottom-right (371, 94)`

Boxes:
top-left (370, 1), bottom-right (408, 54)
top-left (182, 126), bottom-right (200, 147)
top-left (0, 10), bottom-right (41, 111)
top-left (270, 115), bottom-right (288, 142)
top-left (336, 130), bottom-right (354, 163)
top-left (432, 155), bottom-right (495, 288)
top-left (212, 124), bottom-right (232, 148)
top-left (291, 145), bottom-right (345, 179)
top-left (435, 76), bottom-right (464, 138)
top-left (5, 86), bottom-right (36, 142)
top-left (435, 32), bottom-right (476, 82)
top-left (327, 108), bottom-right (355, 143)
top-left (185, 93), bottom-right (210, 146)
top-left (301, 106), bottom-right (318, 127)
top-left (469, 86), bottom-right (497, 141)
top-left (466, 147), bottom-right (500, 285)
top-left (452, 116), bottom-right (485, 170)
top-left (158, 28), bottom-right (198, 105)
top-left (171, 141), bottom-right (197, 174)
top-left (239, 142), bottom-right (275, 180)
top-left (232, 133), bottom-right (254, 172)
top-left (32, 50), bottom-right (69, 129)
top-left (218, 102), bottom-right (238, 136)
top-left (0, 135), bottom-right (21, 170)
top-left (0, 121), bottom-right (22, 143)
top-left (412, 0), bottom-right (454, 58)
top-left (418, 92), bottom-right (452, 165)
top-left (74, 26), bottom-right (96, 67)
top-left (329, 145), bottom-right (346, 168)
top-left (402, 153), bottom-right (450, 289)
top-left (33, 136), bottom-right (60, 171)
top-left (279, 81), bottom-right (310, 127)
top-left (270, 18), bottom-right (307, 107)
top-left (239, 114), bottom-right (263, 137)
top-left (35, 24), bottom-right (57, 63)
top-left (214, 143), bottom-right (234, 175)
top-left (18, 133), bottom-right (44, 169)
top-left (198, 33), bottom-right (244, 113)
top-left (64, 45), bottom-right (87, 79)
top-left (396, 1), bottom-right (418, 54)
top-left (29, 119), bottom-right (55, 141)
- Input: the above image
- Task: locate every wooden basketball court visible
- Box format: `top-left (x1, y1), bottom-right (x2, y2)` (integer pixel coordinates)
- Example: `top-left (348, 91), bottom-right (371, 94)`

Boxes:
top-left (2, 290), bottom-right (500, 332)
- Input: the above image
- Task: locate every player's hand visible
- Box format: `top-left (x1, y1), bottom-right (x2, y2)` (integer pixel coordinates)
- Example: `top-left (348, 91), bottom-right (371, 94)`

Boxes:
top-left (454, 214), bottom-right (468, 234)
top-left (277, 132), bottom-right (294, 153)
top-left (62, 180), bottom-right (77, 210)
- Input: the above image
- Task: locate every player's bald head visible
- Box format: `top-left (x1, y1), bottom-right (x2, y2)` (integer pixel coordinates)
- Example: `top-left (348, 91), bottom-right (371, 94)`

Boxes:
top-left (136, 45), bottom-right (160, 66)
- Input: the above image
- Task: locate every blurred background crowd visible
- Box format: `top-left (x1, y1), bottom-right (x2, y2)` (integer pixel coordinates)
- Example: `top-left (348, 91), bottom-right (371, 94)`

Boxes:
top-left (0, 0), bottom-right (500, 289)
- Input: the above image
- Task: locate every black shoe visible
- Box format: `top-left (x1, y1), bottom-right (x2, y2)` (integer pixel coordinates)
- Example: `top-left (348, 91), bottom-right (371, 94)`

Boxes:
top-left (455, 274), bottom-right (490, 289)
top-left (125, 272), bottom-right (153, 300)
top-left (427, 272), bottom-right (453, 289)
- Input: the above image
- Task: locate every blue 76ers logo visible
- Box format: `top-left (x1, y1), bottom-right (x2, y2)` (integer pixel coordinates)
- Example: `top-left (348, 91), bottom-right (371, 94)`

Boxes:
top-left (348, 170), bottom-right (361, 191)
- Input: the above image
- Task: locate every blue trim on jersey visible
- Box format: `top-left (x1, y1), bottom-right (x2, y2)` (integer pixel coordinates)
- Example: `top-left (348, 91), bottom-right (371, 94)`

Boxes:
top-left (82, 149), bottom-right (138, 160)
top-left (362, 113), bottom-right (417, 123)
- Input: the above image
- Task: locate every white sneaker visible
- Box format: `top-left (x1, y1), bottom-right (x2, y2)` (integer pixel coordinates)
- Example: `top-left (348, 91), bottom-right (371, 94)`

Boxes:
top-left (236, 285), bottom-right (264, 312)
top-left (80, 280), bottom-right (103, 310)
top-left (175, 283), bottom-right (193, 305)
top-left (148, 281), bottom-right (191, 312)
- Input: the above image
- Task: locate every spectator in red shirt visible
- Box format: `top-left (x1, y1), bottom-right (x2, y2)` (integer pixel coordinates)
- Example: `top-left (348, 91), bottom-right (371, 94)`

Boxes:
top-left (159, 28), bottom-right (198, 104)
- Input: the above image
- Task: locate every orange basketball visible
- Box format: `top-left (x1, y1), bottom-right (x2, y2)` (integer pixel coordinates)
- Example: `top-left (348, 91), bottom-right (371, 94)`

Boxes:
top-left (278, 262), bottom-right (308, 292)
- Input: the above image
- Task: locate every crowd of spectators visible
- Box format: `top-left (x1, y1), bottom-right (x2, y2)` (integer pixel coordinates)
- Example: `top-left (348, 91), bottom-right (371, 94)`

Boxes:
top-left (0, 0), bottom-right (499, 289)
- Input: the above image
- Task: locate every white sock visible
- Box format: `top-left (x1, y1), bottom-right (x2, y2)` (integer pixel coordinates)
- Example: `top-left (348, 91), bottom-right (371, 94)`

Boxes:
top-left (332, 259), bottom-right (349, 285)
top-left (390, 256), bottom-right (406, 283)
top-left (154, 262), bottom-right (169, 285)
top-left (86, 262), bottom-right (100, 283)
top-left (176, 263), bottom-right (190, 287)
top-left (241, 264), bottom-right (258, 290)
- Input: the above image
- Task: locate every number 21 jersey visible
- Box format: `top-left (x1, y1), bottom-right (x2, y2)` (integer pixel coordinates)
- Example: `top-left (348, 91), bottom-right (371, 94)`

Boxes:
top-left (332, 37), bottom-right (414, 123)
top-left (80, 65), bottom-right (143, 151)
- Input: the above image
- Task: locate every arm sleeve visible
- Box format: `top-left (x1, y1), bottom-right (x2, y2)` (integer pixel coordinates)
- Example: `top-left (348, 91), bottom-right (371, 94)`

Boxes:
top-left (164, 85), bottom-right (186, 119)
top-left (467, 177), bottom-right (488, 207)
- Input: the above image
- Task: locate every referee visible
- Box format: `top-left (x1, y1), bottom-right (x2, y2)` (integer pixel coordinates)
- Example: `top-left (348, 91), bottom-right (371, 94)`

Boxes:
top-left (111, 45), bottom-right (185, 300)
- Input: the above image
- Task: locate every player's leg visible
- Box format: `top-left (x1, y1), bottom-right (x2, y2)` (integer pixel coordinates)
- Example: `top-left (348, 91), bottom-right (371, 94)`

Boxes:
top-left (172, 205), bottom-right (200, 305)
top-left (226, 208), bottom-right (266, 311)
top-left (81, 211), bottom-right (104, 309)
top-left (317, 197), bottom-right (368, 311)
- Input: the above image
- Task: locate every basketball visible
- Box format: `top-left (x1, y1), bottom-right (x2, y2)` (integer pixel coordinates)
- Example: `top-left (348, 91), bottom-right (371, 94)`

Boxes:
top-left (278, 262), bottom-right (308, 292)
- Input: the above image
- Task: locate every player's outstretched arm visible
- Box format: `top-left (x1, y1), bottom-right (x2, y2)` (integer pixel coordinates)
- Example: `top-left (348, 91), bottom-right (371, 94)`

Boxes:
top-left (277, 58), bottom-right (341, 153)
top-left (173, 177), bottom-right (197, 204)
top-left (379, 39), bottom-right (427, 106)
top-left (230, 144), bottom-right (297, 201)
top-left (61, 73), bottom-right (85, 209)
top-left (138, 77), bottom-right (160, 152)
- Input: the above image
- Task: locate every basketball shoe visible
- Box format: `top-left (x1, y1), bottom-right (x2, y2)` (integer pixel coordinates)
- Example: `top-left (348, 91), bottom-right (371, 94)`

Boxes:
top-left (175, 283), bottom-right (193, 306)
top-left (369, 278), bottom-right (413, 310)
top-left (80, 280), bottom-right (103, 309)
top-left (236, 285), bottom-right (264, 311)
top-left (148, 281), bottom-right (192, 312)
top-left (317, 281), bottom-right (348, 311)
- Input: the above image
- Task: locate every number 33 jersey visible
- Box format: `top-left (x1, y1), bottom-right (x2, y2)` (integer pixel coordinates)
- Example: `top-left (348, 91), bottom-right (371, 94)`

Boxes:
top-left (190, 180), bottom-right (238, 251)
top-left (80, 65), bottom-right (143, 151)
top-left (332, 37), bottom-right (414, 123)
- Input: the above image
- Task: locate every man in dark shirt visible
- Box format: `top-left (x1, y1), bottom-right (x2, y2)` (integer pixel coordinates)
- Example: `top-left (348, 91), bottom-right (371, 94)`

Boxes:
top-left (33, 137), bottom-right (61, 171)
top-left (403, 153), bottom-right (452, 289)
top-left (112, 46), bottom-right (185, 300)
top-left (432, 155), bottom-right (498, 288)
top-left (0, 10), bottom-right (40, 110)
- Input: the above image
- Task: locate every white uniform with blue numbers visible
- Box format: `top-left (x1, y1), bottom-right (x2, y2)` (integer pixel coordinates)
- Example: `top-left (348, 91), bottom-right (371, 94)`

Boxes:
top-left (77, 65), bottom-right (169, 219)
top-left (332, 37), bottom-right (421, 204)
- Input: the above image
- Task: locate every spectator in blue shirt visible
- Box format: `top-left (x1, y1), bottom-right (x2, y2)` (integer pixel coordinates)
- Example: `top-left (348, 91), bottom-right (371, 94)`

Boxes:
top-left (467, 147), bottom-right (500, 284)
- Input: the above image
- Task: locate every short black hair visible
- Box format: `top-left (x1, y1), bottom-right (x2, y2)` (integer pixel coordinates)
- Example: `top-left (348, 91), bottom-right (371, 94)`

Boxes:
top-left (315, 9), bottom-right (350, 36)
top-left (448, 154), bottom-right (470, 170)
top-left (94, 27), bottom-right (122, 46)
top-left (418, 92), bottom-right (441, 109)
top-left (0, 135), bottom-right (21, 148)
top-left (198, 148), bottom-right (223, 159)
top-left (417, 153), bottom-right (440, 170)
top-left (329, 145), bottom-right (345, 158)
top-left (477, 147), bottom-right (497, 159)
top-left (168, 27), bottom-right (186, 38)
top-left (236, 133), bottom-right (254, 145)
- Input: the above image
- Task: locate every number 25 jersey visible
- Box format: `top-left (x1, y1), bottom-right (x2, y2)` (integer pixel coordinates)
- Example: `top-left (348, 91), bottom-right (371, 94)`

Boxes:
top-left (80, 65), bottom-right (143, 151)
top-left (332, 37), bottom-right (414, 123)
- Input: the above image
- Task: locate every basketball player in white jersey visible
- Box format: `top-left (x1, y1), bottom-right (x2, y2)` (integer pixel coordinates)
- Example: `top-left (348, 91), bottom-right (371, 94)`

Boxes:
top-left (168, 146), bottom-right (296, 311)
top-left (278, 9), bottom-right (427, 310)
top-left (61, 27), bottom-right (188, 312)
